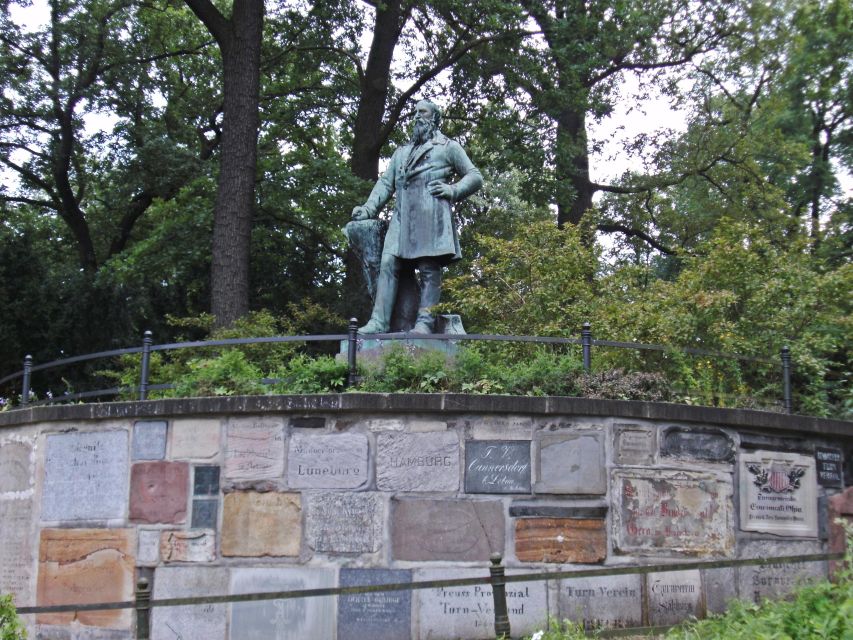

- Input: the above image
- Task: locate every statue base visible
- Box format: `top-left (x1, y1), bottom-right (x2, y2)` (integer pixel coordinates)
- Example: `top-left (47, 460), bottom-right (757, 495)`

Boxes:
top-left (339, 314), bottom-right (466, 363)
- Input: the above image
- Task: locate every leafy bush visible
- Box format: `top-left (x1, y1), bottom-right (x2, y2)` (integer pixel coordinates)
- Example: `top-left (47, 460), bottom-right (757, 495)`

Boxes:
top-left (0, 594), bottom-right (26, 640)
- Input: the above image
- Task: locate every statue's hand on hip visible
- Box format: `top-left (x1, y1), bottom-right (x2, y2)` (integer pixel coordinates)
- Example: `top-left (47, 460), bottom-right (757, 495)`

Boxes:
top-left (427, 180), bottom-right (454, 200)
top-left (351, 205), bottom-right (372, 220)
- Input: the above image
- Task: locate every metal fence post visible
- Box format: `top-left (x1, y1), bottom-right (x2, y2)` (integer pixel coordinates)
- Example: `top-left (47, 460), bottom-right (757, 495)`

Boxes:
top-left (21, 355), bottom-right (32, 406)
top-left (489, 553), bottom-right (511, 639)
top-left (347, 318), bottom-right (359, 387)
top-left (139, 331), bottom-right (153, 401)
top-left (781, 346), bottom-right (792, 414)
top-left (135, 576), bottom-right (151, 639)
top-left (581, 322), bottom-right (592, 372)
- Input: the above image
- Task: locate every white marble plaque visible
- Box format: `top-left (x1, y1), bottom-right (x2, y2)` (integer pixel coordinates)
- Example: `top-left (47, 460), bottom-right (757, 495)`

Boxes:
top-left (41, 431), bottom-right (128, 521)
top-left (151, 567), bottom-right (228, 640)
top-left (225, 418), bottom-right (285, 481)
top-left (647, 570), bottom-right (703, 626)
top-left (137, 529), bottom-right (161, 566)
top-left (230, 568), bottom-right (335, 640)
top-left (305, 492), bottom-right (383, 553)
top-left (740, 451), bottom-right (818, 536)
top-left (558, 574), bottom-right (643, 630)
top-left (376, 432), bottom-right (459, 492)
top-left (415, 568), bottom-right (547, 639)
top-left (0, 499), bottom-right (33, 604)
top-left (287, 433), bottom-right (369, 489)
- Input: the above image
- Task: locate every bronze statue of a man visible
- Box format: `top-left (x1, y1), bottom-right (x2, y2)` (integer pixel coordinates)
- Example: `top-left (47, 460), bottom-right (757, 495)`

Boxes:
top-left (352, 99), bottom-right (483, 334)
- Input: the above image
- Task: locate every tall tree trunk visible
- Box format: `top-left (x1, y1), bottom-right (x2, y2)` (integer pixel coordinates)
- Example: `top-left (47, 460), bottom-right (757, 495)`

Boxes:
top-left (555, 107), bottom-right (595, 232)
top-left (185, 0), bottom-right (264, 328)
top-left (350, 0), bottom-right (405, 182)
top-left (347, 0), bottom-right (407, 322)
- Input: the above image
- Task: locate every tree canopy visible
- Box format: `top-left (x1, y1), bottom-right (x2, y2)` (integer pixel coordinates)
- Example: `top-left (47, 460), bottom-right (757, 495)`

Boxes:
top-left (0, 0), bottom-right (849, 416)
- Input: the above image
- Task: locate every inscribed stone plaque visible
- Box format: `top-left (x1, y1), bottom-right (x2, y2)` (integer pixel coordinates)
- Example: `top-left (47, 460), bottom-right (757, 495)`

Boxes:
top-left (152, 567), bottom-right (228, 640)
top-left (338, 568), bottom-right (411, 640)
top-left (290, 416), bottom-right (326, 429)
top-left (815, 447), bottom-right (843, 487)
top-left (194, 465), bottom-right (221, 495)
top-left (392, 498), bottom-right (504, 561)
top-left (221, 491), bottom-right (301, 557)
top-left (225, 417), bottom-right (284, 481)
top-left (515, 518), bottom-right (606, 564)
top-left (192, 498), bottom-right (219, 529)
top-left (131, 421), bottom-right (167, 460)
top-left (37, 529), bottom-right (135, 629)
top-left (737, 540), bottom-right (826, 602)
top-left (287, 433), bottom-right (369, 489)
top-left (558, 575), bottom-right (643, 630)
top-left (647, 570), bottom-right (704, 626)
top-left (376, 431), bottom-right (459, 491)
top-left (614, 424), bottom-right (656, 466)
top-left (137, 529), bottom-right (160, 566)
top-left (129, 461), bottom-right (189, 524)
top-left (305, 492), bottom-right (383, 553)
top-left (613, 469), bottom-right (733, 555)
top-left (170, 418), bottom-right (221, 459)
top-left (661, 426), bottom-right (735, 462)
top-left (41, 431), bottom-right (128, 521)
top-left (415, 568), bottom-right (547, 640)
top-left (0, 499), bottom-right (33, 604)
top-left (535, 431), bottom-right (605, 494)
top-left (229, 568), bottom-right (335, 640)
top-left (160, 530), bottom-right (216, 562)
top-left (465, 440), bottom-right (530, 494)
top-left (739, 451), bottom-right (818, 536)
top-left (0, 440), bottom-right (32, 494)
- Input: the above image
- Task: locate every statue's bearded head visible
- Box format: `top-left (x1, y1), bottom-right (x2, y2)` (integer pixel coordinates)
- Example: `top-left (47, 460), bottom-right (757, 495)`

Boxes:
top-left (410, 99), bottom-right (441, 145)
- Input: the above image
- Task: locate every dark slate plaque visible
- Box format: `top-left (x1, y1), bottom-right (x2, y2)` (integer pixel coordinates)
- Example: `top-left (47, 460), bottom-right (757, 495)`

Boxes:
top-left (194, 465), bottom-right (220, 496)
top-left (338, 569), bottom-right (411, 640)
top-left (465, 441), bottom-right (531, 494)
top-left (661, 426), bottom-right (734, 462)
top-left (291, 417), bottom-right (326, 429)
top-left (191, 498), bottom-right (219, 529)
top-left (509, 504), bottom-right (608, 519)
top-left (815, 447), bottom-right (843, 487)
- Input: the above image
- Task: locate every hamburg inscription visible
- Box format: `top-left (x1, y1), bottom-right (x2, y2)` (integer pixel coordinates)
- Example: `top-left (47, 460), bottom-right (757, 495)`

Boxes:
top-left (465, 440), bottom-right (530, 493)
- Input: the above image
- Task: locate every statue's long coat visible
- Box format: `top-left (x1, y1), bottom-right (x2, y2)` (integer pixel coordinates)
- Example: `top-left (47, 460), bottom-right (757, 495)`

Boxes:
top-left (361, 132), bottom-right (483, 264)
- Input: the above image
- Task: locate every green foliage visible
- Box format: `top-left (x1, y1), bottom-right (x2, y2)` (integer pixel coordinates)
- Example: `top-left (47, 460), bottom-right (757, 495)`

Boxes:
top-left (0, 594), bottom-right (26, 640)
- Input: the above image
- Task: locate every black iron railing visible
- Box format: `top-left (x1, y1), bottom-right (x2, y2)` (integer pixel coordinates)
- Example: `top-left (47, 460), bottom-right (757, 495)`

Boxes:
top-left (0, 318), bottom-right (792, 412)
top-left (13, 552), bottom-right (843, 639)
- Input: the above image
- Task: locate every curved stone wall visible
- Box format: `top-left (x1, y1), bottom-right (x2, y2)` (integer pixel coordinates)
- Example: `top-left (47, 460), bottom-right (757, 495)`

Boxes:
top-left (0, 394), bottom-right (849, 639)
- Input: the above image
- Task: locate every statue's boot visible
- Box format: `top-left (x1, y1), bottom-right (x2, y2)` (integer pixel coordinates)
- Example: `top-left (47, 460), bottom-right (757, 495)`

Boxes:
top-left (359, 254), bottom-right (400, 334)
top-left (410, 259), bottom-right (441, 334)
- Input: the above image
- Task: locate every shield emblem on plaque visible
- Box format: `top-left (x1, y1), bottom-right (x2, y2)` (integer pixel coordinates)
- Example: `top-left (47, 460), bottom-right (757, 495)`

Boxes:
top-left (769, 466), bottom-right (791, 493)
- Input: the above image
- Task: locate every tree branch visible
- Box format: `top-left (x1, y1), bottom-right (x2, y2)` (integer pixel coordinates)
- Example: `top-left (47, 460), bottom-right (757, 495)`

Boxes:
top-left (183, 0), bottom-right (230, 47)
top-left (596, 222), bottom-right (677, 255)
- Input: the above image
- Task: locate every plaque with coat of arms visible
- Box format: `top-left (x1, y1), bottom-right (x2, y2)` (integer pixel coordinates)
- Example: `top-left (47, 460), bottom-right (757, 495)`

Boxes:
top-left (739, 451), bottom-right (817, 537)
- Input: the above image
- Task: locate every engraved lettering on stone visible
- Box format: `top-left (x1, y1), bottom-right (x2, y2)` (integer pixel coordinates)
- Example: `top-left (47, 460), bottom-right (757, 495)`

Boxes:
top-left (465, 441), bottom-right (530, 494)
top-left (287, 433), bottom-right (368, 489)
top-left (815, 447), bottom-right (843, 487)
top-left (160, 530), bottom-right (216, 563)
top-left (614, 424), bottom-right (656, 465)
top-left (614, 469), bottom-right (733, 555)
top-left (647, 571), bottom-right (703, 626)
top-left (740, 451), bottom-right (817, 536)
top-left (225, 419), bottom-right (285, 481)
top-left (0, 500), bottom-right (33, 604)
top-left (558, 575), bottom-right (643, 630)
top-left (306, 493), bottom-right (383, 553)
top-left (416, 568), bottom-right (547, 639)
top-left (41, 431), bottom-right (128, 521)
top-left (377, 432), bottom-right (459, 491)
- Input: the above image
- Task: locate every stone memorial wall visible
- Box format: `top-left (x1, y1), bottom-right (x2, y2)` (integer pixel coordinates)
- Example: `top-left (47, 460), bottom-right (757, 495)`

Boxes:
top-left (0, 394), bottom-right (848, 639)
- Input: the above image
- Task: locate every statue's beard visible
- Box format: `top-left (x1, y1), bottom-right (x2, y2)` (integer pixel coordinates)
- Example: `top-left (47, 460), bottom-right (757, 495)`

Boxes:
top-left (410, 119), bottom-right (436, 145)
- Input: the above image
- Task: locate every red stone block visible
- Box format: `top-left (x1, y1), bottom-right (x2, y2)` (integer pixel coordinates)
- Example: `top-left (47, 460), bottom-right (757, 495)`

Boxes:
top-left (130, 461), bottom-right (189, 524)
